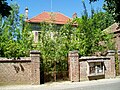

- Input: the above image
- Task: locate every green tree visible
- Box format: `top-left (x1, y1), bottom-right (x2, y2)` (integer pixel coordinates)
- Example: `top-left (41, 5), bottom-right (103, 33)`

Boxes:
top-left (35, 23), bottom-right (66, 81)
top-left (70, 1), bottom-right (114, 55)
top-left (0, 3), bottom-right (33, 58)
top-left (90, 0), bottom-right (120, 23)
top-left (0, 0), bottom-right (12, 17)
top-left (91, 11), bottom-right (114, 30)
top-left (73, 17), bottom-right (114, 56)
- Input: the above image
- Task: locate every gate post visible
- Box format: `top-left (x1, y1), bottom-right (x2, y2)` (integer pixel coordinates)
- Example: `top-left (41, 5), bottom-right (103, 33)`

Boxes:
top-left (68, 50), bottom-right (79, 82)
top-left (30, 50), bottom-right (40, 85)
top-left (107, 50), bottom-right (116, 78)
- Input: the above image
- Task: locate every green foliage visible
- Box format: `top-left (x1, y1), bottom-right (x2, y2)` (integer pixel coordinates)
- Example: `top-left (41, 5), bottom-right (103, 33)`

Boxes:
top-left (115, 51), bottom-right (119, 76)
top-left (0, 4), bottom-right (33, 58)
top-left (71, 18), bottom-right (113, 56)
top-left (91, 11), bottom-right (114, 30)
top-left (90, 0), bottom-right (120, 24)
top-left (35, 23), bottom-right (68, 73)
top-left (71, 1), bottom-right (114, 55)
top-left (0, 0), bottom-right (12, 17)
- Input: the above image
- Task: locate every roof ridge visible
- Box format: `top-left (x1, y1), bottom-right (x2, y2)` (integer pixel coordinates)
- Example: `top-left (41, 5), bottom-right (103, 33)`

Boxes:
top-left (27, 11), bottom-right (71, 24)
top-left (28, 12), bottom-right (71, 20)
top-left (54, 12), bottom-right (71, 19)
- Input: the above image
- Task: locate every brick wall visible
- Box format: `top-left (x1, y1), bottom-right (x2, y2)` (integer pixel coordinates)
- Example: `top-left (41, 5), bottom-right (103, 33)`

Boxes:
top-left (79, 61), bottom-right (88, 81)
top-left (118, 50), bottom-right (120, 75)
top-left (0, 50), bottom-right (40, 85)
top-left (68, 50), bottom-right (116, 82)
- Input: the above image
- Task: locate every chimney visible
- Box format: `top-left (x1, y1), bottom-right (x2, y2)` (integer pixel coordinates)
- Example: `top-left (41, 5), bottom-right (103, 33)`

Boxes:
top-left (72, 13), bottom-right (77, 18)
top-left (25, 7), bottom-right (28, 20)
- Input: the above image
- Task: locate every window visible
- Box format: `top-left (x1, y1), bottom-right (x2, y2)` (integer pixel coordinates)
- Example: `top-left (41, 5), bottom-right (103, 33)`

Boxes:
top-left (32, 31), bottom-right (41, 43)
top-left (88, 62), bottom-right (104, 76)
top-left (31, 24), bottom-right (40, 31)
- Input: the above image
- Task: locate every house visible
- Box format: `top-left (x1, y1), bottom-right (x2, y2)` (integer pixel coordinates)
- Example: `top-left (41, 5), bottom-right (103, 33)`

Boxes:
top-left (25, 9), bottom-right (71, 43)
top-left (104, 23), bottom-right (120, 50)
top-left (104, 23), bottom-right (120, 75)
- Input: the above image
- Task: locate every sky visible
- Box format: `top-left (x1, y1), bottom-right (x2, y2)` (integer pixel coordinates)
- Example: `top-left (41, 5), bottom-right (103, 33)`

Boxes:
top-left (8, 0), bottom-right (104, 19)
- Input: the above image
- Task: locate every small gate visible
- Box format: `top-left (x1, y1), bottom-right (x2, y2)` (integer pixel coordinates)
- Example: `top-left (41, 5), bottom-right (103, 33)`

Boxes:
top-left (40, 59), bottom-right (69, 84)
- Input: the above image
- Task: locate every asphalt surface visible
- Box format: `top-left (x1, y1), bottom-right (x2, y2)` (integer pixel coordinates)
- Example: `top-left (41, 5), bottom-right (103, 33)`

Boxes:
top-left (0, 78), bottom-right (120, 90)
top-left (63, 80), bottom-right (120, 90)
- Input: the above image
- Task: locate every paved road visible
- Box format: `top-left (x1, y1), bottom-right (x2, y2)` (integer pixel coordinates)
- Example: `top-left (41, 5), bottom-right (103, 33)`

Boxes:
top-left (64, 80), bottom-right (120, 90)
top-left (0, 78), bottom-right (120, 90)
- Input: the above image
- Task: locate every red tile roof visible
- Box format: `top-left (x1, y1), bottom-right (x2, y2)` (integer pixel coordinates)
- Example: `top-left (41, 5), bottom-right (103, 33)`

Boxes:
top-left (27, 12), bottom-right (71, 24)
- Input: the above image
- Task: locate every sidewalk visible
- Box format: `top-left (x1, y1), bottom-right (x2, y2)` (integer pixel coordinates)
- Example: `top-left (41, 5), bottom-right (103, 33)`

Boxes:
top-left (0, 78), bottom-right (120, 90)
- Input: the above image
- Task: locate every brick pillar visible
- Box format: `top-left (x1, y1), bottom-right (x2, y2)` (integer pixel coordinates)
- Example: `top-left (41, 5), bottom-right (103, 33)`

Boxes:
top-left (30, 50), bottom-right (40, 85)
top-left (107, 50), bottom-right (116, 78)
top-left (68, 50), bottom-right (79, 82)
top-left (117, 50), bottom-right (120, 75)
